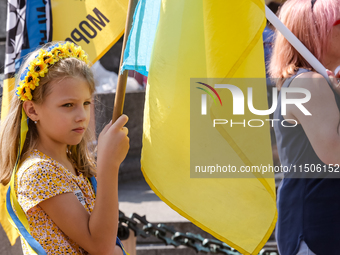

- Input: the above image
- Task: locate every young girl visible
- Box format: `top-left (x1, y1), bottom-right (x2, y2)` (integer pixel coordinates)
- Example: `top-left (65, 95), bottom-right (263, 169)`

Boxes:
top-left (0, 42), bottom-right (129, 255)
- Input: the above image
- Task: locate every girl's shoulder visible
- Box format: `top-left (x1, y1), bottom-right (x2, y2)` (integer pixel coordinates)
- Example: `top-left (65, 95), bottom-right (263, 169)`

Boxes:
top-left (16, 150), bottom-right (91, 191)
top-left (20, 149), bottom-right (51, 166)
top-left (290, 70), bottom-right (329, 90)
top-left (15, 149), bottom-right (91, 213)
top-left (16, 149), bottom-right (58, 183)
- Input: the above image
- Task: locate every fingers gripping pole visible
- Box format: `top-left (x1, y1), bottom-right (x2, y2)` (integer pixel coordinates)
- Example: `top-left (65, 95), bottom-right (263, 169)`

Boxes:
top-left (265, 5), bottom-right (331, 83)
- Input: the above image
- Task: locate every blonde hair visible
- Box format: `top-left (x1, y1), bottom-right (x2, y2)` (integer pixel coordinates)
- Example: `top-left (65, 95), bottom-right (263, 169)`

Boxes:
top-left (0, 42), bottom-right (96, 185)
top-left (270, 0), bottom-right (340, 88)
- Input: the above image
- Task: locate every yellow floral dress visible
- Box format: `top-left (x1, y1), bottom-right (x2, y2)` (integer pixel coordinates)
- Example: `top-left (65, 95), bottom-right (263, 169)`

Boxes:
top-left (15, 149), bottom-right (96, 254)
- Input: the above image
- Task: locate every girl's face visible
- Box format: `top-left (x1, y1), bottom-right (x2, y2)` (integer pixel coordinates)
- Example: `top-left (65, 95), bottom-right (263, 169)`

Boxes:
top-left (35, 76), bottom-right (92, 148)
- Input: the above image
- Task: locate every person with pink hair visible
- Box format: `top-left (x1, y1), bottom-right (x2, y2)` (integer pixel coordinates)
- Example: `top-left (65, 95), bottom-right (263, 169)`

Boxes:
top-left (270, 0), bottom-right (340, 254)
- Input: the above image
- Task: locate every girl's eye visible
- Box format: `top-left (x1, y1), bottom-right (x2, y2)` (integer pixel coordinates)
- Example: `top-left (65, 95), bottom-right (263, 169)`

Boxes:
top-left (62, 103), bottom-right (73, 107)
top-left (84, 101), bottom-right (91, 106)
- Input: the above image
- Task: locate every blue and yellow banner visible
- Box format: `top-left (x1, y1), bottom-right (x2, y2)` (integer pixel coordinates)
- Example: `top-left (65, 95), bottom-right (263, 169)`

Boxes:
top-left (122, 1), bottom-right (277, 254)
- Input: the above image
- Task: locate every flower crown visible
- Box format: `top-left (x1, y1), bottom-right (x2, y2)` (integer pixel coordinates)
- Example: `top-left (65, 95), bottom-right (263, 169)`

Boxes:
top-left (16, 42), bottom-right (89, 101)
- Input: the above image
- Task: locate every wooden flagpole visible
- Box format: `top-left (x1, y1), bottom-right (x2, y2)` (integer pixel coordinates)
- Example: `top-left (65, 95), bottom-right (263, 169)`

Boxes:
top-left (112, 2), bottom-right (139, 253)
top-left (112, 0), bottom-right (139, 122)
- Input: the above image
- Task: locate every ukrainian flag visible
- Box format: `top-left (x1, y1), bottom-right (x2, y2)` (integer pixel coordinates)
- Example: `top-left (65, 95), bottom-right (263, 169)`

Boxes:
top-left (122, 0), bottom-right (277, 254)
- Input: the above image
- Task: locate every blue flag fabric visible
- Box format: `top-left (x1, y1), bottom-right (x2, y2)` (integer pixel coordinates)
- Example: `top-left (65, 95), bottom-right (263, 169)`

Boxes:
top-left (19, 0), bottom-right (51, 66)
top-left (121, 0), bottom-right (161, 76)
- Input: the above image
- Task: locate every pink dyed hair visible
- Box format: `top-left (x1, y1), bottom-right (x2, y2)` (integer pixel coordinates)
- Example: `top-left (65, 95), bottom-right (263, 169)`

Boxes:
top-left (269, 0), bottom-right (340, 87)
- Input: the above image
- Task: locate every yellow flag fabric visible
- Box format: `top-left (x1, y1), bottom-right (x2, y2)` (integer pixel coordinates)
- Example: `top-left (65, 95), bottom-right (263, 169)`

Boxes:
top-left (0, 78), bottom-right (18, 245)
top-left (51, 0), bottom-right (129, 63)
top-left (0, 78), bottom-right (15, 121)
top-left (0, 184), bottom-right (18, 246)
top-left (141, 1), bottom-right (277, 254)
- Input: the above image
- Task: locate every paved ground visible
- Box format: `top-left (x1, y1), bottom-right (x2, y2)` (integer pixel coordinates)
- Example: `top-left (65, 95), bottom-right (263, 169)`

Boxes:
top-left (118, 179), bottom-right (188, 223)
top-left (0, 225), bottom-right (22, 255)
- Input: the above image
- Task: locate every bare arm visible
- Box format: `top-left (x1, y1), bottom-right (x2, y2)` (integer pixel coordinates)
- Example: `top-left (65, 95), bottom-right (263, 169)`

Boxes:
top-left (39, 115), bottom-right (129, 255)
top-left (287, 72), bottom-right (340, 164)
